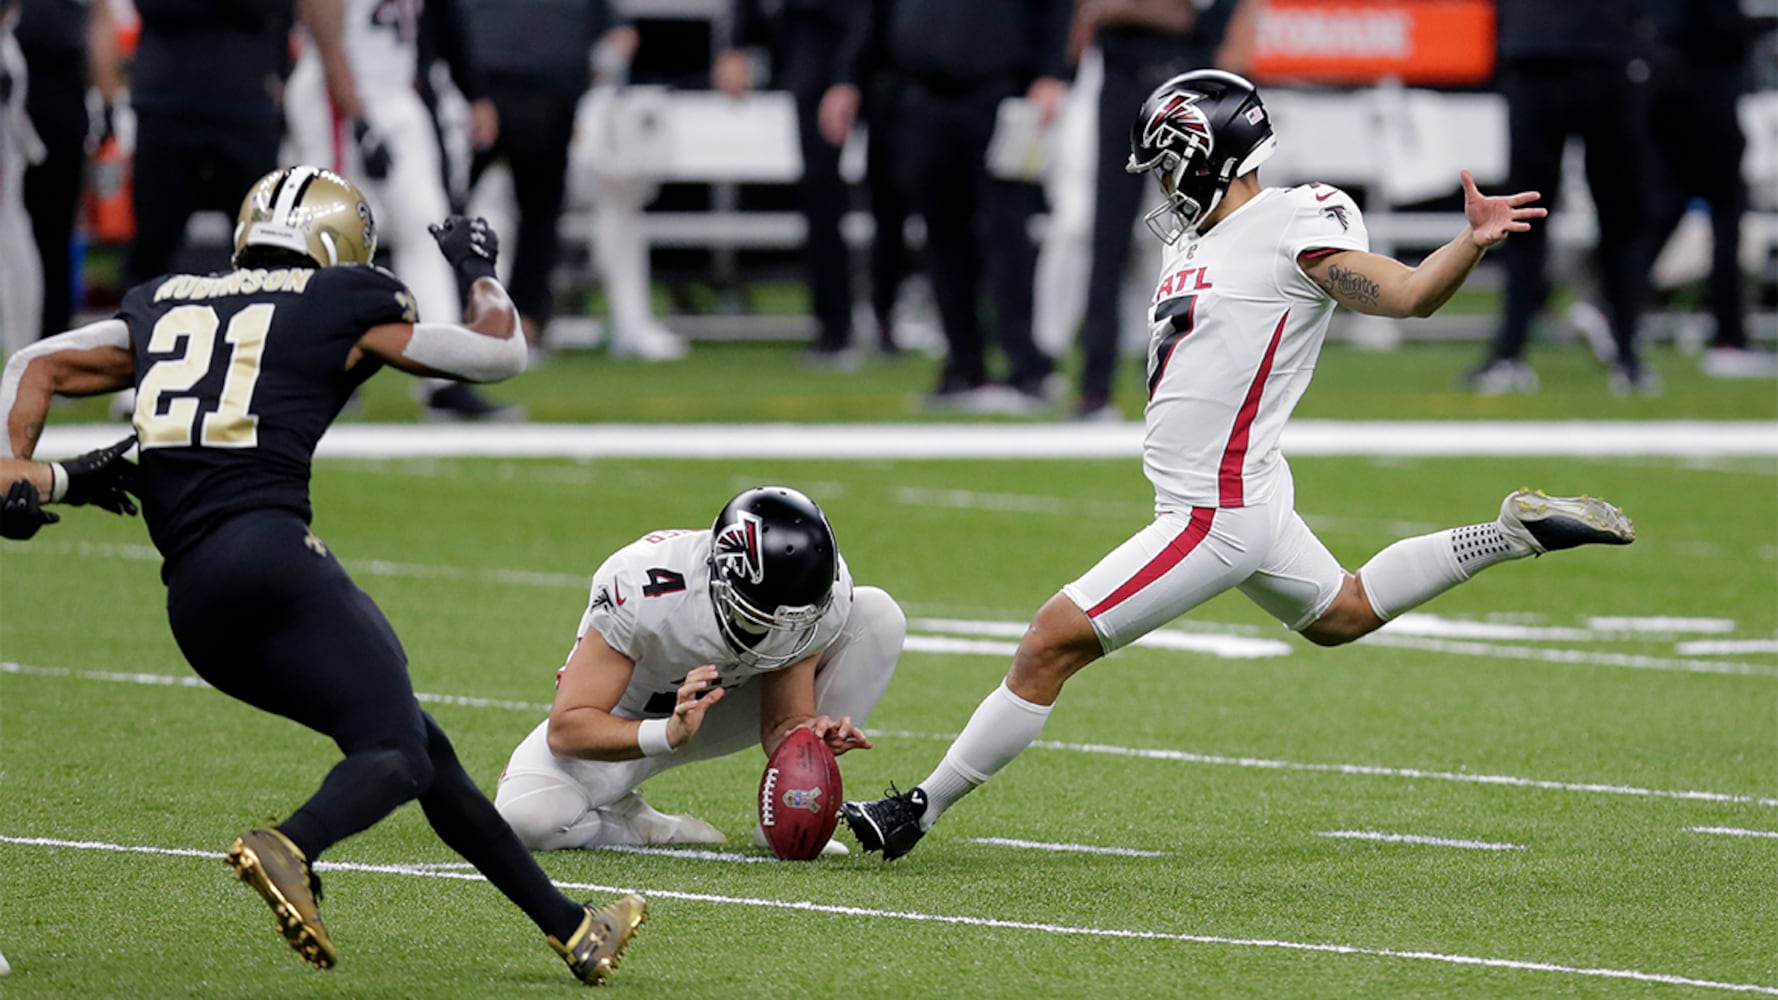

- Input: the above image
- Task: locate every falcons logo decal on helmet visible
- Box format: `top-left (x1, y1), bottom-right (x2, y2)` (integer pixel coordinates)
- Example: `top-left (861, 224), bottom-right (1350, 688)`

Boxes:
top-left (714, 510), bottom-right (766, 585)
top-left (1142, 95), bottom-right (1214, 161)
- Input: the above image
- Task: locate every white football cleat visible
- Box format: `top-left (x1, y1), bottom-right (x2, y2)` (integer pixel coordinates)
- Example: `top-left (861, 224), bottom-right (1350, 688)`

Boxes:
top-left (752, 824), bottom-right (849, 857)
top-left (1497, 489), bottom-right (1636, 556)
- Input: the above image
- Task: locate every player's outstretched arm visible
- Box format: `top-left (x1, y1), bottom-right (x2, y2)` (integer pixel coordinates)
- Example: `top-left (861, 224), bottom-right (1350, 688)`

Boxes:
top-left (355, 217), bottom-right (528, 381)
top-left (1300, 170), bottom-right (1546, 319)
top-left (0, 320), bottom-right (135, 459)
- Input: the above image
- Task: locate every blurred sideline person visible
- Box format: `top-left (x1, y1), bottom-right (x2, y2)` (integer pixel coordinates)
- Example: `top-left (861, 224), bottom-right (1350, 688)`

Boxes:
top-left (716, 0), bottom-right (858, 366)
top-left (1073, 0), bottom-right (1255, 421)
top-left (567, 34), bottom-right (687, 362)
top-left (842, 72), bottom-right (1637, 861)
top-left (821, 0), bottom-right (910, 356)
top-left (1031, 27), bottom-right (1099, 362)
top-left (1468, 0), bottom-right (1658, 396)
top-left (124, 0), bottom-right (355, 287)
top-left (284, 0), bottom-right (522, 419)
top-left (496, 486), bottom-right (904, 855)
top-left (17, 0), bottom-right (122, 342)
top-left (1646, 0), bottom-right (1773, 379)
top-left (460, 0), bottom-right (631, 343)
top-left (1, 0), bottom-right (44, 356)
top-left (859, 0), bottom-right (1072, 410)
top-left (0, 168), bottom-right (645, 982)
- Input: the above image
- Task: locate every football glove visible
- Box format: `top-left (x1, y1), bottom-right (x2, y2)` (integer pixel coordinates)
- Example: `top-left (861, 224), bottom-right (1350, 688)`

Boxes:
top-left (50, 435), bottom-right (139, 516)
top-left (428, 215), bottom-right (499, 284)
top-left (353, 119), bottom-right (393, 181)
top-left (1, 480), bottom-right (58, 540)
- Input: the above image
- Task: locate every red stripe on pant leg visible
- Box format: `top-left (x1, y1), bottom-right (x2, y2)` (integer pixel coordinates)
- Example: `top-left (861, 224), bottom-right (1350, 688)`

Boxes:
top-left (1086, 507), bottom-right (1217, 619)
top-left (1218, 311), bottom-right (1289, 507)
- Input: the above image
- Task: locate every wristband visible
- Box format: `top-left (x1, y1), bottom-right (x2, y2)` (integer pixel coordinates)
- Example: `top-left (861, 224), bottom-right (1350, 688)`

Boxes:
top-left (637, 718), bottom-right (676, 757)
top-left (48, 462), bottom-right (67, 503)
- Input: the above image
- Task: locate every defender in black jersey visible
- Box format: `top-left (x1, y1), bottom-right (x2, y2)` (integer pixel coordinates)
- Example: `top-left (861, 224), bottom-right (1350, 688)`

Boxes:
top-left (0, 166), bottom-right (645, 984)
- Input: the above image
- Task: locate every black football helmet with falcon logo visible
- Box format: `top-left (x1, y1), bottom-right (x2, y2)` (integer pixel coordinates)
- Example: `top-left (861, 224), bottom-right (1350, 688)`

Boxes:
top-left (1127, 70), bottom-right (1278, 244)
top-left (709, 485), bottom-right (838, 668)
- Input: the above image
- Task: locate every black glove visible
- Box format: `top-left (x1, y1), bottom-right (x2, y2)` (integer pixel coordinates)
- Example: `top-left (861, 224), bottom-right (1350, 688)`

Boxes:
top-left (353, 118), bottom-right (393, 181)
top-left (1, 480), bottom-right (59, 541)
top-left (428, 215), bottom-right (499, 284)
top-left (52, 435), bottom-right (139, 516)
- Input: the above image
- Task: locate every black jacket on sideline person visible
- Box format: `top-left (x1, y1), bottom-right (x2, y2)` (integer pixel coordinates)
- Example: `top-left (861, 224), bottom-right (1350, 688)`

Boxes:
top-left (888, 0), bottom-right (1070, 89)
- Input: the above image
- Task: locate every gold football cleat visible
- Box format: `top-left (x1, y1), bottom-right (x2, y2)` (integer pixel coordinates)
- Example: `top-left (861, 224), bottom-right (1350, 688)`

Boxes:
top-left (226, 828), bottom-right (338, 969)
top-left (547, 894), bottom-right (647, 985)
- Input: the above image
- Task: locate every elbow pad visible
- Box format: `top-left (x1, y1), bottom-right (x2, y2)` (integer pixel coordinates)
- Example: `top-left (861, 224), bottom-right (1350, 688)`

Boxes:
top-left (401, 321), bottom-right (529, 382)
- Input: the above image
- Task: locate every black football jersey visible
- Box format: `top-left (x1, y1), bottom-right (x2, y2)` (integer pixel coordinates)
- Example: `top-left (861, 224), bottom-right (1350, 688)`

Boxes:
top-left (120, 264), bottom-right (417, 564)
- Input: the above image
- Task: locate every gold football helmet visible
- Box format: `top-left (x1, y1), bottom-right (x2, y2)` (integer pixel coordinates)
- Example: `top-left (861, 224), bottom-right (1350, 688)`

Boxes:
top-left (232, 166), bottom-right (377, 268)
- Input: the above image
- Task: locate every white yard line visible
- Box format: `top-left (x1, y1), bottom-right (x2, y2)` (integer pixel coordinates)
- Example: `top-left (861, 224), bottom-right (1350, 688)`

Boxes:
top-left (965, 837), bottom-right (1168, 857)
top-left (0, 833), bottom-right (1772, 996)
top-left (1358, 632), bottom-right (1778, 678)
top-left (1676, 640), bottom-right (1778, 656)
top-left (8, 660), bottom-right (1773, 809)
top-left (1688, 827), bottom-right (1778, 839)
top-left (30, 420), bottom-right (1778, 461)
top-left (1317, 831), bottom-right (1524, 851)
top-left (1589, 617), bottom-right (1739, 634)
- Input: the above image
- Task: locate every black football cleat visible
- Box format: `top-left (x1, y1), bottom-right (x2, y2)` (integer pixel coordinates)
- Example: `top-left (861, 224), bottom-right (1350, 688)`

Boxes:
top-left (226, 828), bottom-right (337, 969)
top-left (1498, 489), bottom-right (1636, 555)
top-left (841, 785), bottom-right (929, 861)
top-left (547, 894), bottom-right (647, 985)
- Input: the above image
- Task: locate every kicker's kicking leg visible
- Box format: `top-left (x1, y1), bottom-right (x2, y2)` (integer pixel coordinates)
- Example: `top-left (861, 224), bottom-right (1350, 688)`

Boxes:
top-left (1304, 489), bottom-right (1635, 646)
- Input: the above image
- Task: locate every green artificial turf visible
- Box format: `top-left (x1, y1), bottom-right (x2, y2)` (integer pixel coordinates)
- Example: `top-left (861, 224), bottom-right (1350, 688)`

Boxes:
top-left (2, 453), bottom-right (1774, 998)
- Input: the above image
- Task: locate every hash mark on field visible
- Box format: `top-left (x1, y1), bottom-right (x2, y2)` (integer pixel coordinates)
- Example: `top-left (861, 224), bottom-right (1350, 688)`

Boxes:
top-left (1688, 826), bottom-right (1778, 839)
top-left (1317, 831), bottom-right (1524, 851)
top-left (1676, 640), bottom-right (1778, 656)
top-left (2, 834), bottom-right (1774, 996)
top-left (965, 837), bottom-right (1168, 857)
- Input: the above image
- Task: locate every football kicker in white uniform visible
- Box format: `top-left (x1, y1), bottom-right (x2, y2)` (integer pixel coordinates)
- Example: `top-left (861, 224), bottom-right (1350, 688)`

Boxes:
top-left (496, 487), bottom-right (904, 854)
top-left (841, 70), bottom-right (1638, 861)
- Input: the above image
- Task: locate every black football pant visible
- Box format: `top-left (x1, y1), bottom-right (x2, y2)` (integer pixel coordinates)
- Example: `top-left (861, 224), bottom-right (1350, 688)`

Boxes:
top-left (126, 112), bottom-right (282, 287)
top-left (471, 77), bottom-right (576, 327)
top-left (1078, 53), bottom-right (1199, 410)
top-left (165, 510), bottom-right (583, 939)
top-left (1647, 59), bottom-right (1748, 350)
top-left (896, 78), bottom-right (1051, 390)
top-left (1489, 59), bottom-right (1653, 371)
top-left (22, 58), bottom-right (85, 341)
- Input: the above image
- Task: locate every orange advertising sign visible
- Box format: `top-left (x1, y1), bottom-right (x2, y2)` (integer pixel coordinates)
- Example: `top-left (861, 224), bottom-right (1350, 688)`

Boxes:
top-left (1251, 0), bottom-right (1497, 86)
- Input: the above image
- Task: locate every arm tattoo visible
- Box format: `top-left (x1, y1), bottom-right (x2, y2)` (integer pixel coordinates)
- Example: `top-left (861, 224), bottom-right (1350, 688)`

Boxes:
top-left (1321, 263), bottom-right (1381, 307)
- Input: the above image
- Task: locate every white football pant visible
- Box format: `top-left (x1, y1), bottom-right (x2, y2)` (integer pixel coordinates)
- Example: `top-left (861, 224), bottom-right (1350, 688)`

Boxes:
top-left (495, 586), bottom-right (906, 850)
top-left (1031, 47), bottom-right (1100, 358)
top-left (0, 25), bottom-right (43, 355)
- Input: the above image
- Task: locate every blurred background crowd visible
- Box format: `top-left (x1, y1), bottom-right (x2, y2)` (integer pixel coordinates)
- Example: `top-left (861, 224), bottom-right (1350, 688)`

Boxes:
top-left (0, 0), bottom-right (1774, 422)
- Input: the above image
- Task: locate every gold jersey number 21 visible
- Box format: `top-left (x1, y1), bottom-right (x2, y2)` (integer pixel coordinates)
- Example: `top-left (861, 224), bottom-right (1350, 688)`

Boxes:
top-left (135, 303), bottom-right (273, 449)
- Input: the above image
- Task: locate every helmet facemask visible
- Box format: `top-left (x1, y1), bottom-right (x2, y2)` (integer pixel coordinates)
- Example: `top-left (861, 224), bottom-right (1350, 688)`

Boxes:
top-left (708, 501), bottom-right (837, 670)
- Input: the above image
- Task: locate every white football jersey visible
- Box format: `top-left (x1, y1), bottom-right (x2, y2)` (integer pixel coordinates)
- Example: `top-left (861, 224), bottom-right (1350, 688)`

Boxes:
top-left (564, 528), bottom-right (855, 719)
top-left (337, 0), bottom-right (423, 92)
top-left (1141, 183), bottom-right (1369, 511)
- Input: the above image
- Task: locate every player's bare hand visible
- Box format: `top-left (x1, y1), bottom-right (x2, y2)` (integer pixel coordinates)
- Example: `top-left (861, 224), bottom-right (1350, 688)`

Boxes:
top-left (1462, 169), bottom-right (1545, 250)
top-left (800, 714), bottom-right (872, 756)
top-left (713, 49), bottom-right (752, 98)
top-left (818, 84), bottom-right (860, 147)
top-left (1027, 76), bottom-right (1067, 128)
top-left (469, 99), bottom-right (498, 151)
top-left (666, 665), bottom-right (724, 748)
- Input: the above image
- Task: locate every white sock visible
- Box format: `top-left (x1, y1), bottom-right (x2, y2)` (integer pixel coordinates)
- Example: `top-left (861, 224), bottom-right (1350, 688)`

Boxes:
top-left (917, 682), bottom-right (1053, 828)
top-left (1359, 521), bottom-right (1532, 620)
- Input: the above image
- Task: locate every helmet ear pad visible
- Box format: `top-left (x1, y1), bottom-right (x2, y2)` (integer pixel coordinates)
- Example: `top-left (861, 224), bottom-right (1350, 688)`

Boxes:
top-left (709, 486), bottom-right (839, 668)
